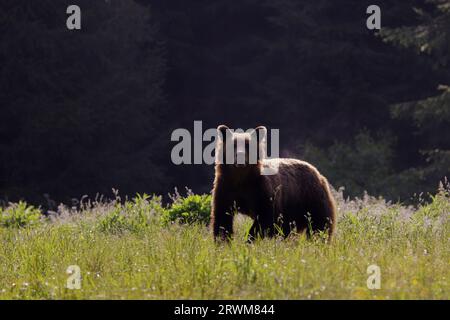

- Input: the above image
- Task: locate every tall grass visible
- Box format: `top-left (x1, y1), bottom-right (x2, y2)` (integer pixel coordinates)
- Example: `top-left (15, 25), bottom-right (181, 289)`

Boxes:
top-left (0, 185), bottom-right (448, 299)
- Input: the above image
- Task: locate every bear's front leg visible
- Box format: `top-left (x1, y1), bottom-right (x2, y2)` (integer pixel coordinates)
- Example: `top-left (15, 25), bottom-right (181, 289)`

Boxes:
top-left (211, 193), bottom-right (234, 241)
top-left (247, 213), bottom-right (275, 242)
top-left (247, 220), bottom-right (258, 242)
top-left (247, 219), bottom-right (268, 242)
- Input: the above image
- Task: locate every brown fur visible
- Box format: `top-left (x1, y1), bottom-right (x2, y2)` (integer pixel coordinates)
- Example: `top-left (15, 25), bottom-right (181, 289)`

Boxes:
top-left (210, 126), bottom-right (336, 242)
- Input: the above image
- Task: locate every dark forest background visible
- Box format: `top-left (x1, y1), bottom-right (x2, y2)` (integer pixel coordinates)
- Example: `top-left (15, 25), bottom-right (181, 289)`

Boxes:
top-left (1, 0), bottom-right (449, 206)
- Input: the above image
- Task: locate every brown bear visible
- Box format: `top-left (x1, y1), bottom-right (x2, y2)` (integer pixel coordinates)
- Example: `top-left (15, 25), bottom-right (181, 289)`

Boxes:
top-left (210, 125), bottom-right (336, 241)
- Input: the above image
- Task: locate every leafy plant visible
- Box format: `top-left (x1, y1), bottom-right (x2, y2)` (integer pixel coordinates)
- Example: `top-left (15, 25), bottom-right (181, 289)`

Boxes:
top-left (0, 202), bottom-right (42, 228)
top-left (161, 194), bottom-right (212, 226)
top-left (413, 180), bottom-right (450, 225)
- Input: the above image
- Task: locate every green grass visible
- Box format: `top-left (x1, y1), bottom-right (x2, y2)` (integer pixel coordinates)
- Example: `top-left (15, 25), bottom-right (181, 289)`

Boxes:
top-left (0, 186), bottom-right (448, 300)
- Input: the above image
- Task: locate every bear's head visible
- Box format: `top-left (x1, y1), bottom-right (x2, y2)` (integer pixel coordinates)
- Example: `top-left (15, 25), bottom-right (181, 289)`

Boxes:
top-left (216, 125), bottom-right (267, 168)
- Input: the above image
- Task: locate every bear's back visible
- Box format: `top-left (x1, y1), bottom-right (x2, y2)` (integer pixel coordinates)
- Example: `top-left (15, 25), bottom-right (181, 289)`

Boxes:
top-left (261, 158), bottom-right (323, 180)
top-left (260, 158), bottom-right (329, 205)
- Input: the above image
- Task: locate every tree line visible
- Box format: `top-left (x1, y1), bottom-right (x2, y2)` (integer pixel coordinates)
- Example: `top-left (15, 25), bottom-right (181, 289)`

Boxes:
top-left (0, 0), bottom-right (448, 205)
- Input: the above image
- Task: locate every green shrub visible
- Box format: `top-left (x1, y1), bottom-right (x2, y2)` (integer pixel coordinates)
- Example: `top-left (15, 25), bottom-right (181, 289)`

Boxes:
top-left (413, 181), bottom-right (450, 225)
top-left (0, 201), bottom-right (42, 228)
top-left (98, 194), bottom-right (164, 234)
top-left (161, 194), bottom-right (211, 226)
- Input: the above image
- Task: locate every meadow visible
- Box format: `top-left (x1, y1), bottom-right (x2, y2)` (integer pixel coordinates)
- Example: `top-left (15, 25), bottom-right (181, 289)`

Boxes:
top-left (0, 185), bottom-right (448, 300)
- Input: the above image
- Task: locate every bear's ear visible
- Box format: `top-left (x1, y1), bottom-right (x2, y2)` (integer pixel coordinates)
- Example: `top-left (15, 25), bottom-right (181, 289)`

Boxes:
top-left (255, 126), bottom-right (267, 143)
top-left (217, 125), bottom-right (229, 141)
